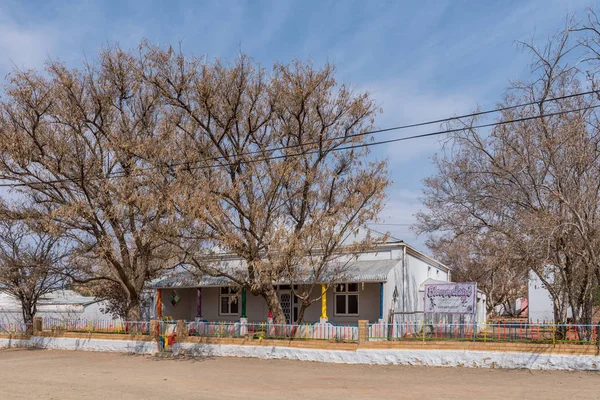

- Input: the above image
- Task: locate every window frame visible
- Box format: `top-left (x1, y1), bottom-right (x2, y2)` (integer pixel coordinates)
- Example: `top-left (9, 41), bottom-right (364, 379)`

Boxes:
top-left (219, 287), bottom-right (240, 316)
top-left (334, 283), bottom-right (359, 317)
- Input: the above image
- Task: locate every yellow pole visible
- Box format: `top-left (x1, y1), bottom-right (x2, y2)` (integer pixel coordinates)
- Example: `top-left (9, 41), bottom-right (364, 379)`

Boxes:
top-left (321, 284), bottom-right (327, 320)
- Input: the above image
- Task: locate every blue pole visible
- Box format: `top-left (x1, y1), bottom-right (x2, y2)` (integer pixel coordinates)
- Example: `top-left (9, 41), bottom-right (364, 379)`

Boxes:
top-left (379, 282), bottom-right (384, 320)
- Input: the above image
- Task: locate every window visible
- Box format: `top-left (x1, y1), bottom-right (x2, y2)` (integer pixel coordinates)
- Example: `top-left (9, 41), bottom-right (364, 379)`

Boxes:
top-left (219, 287), bottom-right (239, 315)
top-left (334, 283), bottom-right (359, 316)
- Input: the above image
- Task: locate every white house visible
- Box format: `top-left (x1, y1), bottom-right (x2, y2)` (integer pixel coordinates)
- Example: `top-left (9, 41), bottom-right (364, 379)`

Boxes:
top-left (0, 290), bottom-right (113, 324)
top-left (151, 232), bottom-right (487, 325)
top-left (527, 269), bottom-right (574, 323)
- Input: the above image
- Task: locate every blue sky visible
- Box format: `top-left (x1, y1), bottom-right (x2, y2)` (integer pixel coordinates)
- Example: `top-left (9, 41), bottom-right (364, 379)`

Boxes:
top-left (0, 0), bottom-right (594, 250)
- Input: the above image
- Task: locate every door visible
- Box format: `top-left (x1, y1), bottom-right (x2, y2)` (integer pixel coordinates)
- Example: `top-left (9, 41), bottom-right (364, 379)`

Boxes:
top-left (279, 291), bottom-right (292, 323)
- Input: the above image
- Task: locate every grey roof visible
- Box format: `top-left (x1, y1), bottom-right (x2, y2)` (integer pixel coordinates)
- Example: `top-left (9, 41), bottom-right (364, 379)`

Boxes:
top-left (151, 274), bottom-right (235, 289)
top-left (342, 259), bottom-right (398, 282)
top-left (151, 259), bottom-right (398, 289)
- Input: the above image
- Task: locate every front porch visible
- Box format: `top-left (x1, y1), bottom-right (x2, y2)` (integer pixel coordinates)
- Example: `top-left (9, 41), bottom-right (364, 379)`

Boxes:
top-left (155, 282), bottom-right (386, 325)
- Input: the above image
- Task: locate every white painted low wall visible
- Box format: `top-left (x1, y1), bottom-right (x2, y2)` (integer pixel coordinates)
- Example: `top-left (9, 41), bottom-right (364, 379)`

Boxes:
top-left (0, 338), bottom-right (33, 348)
top-left (29, 336), bottom-right (159, 354)
top-left (173, 343), bottom-right (600, 371)
top-left (2, 336), bottom-right (599, 371)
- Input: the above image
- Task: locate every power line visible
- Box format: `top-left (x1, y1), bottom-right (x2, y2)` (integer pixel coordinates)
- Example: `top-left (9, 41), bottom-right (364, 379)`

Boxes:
top-left (194, 103), bottom-right (600, 170)
top-left (0, 101), bottom-right (598, 188)
top-left (169, 89), bottom-right (600, 168)
top-left (367, 223), bottom-right (414, 226)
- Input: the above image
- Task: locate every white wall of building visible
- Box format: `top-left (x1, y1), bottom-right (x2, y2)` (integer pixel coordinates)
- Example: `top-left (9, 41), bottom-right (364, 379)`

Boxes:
top-left (0, 291), bottom-right (113, 323)
top-left (528, 270), bottom-right (556, 323)
top-left (398, 250), bottom-right (450, 315)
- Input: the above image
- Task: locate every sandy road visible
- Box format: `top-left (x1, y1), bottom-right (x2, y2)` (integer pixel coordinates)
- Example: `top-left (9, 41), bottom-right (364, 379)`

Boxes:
top-left (0, 348), bottom-right (598, 399)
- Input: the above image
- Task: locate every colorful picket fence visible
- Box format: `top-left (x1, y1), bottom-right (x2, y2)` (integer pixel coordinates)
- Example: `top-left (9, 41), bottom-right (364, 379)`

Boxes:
top-left (186, 321), bottom-right (359, 342)
top-left (43, 318), bottom-right (150, 335)
top-left (0, 322), bottom-right (31, 334)
top-left (369, 322), bottom-right (600, 344)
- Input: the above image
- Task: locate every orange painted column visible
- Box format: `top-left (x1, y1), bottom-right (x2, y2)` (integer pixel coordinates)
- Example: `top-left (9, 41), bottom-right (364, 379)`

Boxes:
top-left (157, 289), bottom-right (163, 319)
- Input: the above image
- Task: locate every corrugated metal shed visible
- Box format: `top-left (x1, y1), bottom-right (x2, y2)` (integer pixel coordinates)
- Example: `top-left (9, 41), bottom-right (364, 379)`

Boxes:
top-left (151, 259), bottom-right (398, 289)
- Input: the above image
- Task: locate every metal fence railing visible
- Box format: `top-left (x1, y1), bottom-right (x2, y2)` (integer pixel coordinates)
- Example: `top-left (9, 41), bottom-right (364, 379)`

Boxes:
top-left (43, 318), bottom-right (150, 335)
top-left (30, 319), bottom-right (600, 345)
top-left (0, 322), bottom-right (32, 334)
top-left (368, 322), bottom-right (600, 344)
top-left (186, 321), bottom-right (359, 342)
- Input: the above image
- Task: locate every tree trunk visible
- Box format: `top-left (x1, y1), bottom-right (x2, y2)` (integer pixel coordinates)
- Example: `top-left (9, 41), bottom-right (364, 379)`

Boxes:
top-left (262, 286), bottom-right (286, 325)
top-left (485, 296), bottom-right (495, 317)
top-left (295, 301), bottom-right (309, 325)
top-left (21, 305), bottom-right (34, 326)
top-left (126, 293), bottom-right (142, 321)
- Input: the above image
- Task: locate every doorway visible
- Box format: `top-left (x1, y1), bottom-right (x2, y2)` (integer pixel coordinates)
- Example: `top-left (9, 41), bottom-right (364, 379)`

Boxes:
top-left (278, 289), bottom-right (299, 324)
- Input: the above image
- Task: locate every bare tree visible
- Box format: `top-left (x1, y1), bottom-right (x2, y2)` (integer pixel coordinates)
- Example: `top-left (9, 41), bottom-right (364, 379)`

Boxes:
top-left (416, 22), bottom-right (600, 324)
top-left (0, 47), bottom-right (182, 319)
top-left (0, 219), bottom-right (67, 326)
top-left (427, 233), bottom-right (527, 317)
top-left (139, 47), bottom-right (389, 324)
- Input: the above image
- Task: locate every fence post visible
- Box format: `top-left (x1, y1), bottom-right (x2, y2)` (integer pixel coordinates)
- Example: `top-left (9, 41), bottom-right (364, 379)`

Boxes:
top-left (358, 320), bottom-right (369, 345)
top-left (483, 322), bottom-right (487, 343)
top-left (150, 320), bottom-right (159, 339)
top-left (33, 317), bottom-right (42, 335)
top-left (176, 320), bottom-right (186, 338)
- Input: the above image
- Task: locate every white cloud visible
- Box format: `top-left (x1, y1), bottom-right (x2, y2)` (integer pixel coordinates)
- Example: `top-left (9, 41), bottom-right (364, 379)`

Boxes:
top-left (368, 187), bottom-right (428, 250)
top-left (0, 10), bottom-right (58, 75)
top-left (362, 77), bottom-right (478, 167)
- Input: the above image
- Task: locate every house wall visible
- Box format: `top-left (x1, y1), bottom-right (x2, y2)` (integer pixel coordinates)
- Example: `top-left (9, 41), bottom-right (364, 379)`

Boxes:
top-left (0, 293), bottom-right (113, 323)
top-left (476, 293), bottom-right (487, 323)
top-left (302, 283), bottom-right (381, 324)
top-left (402, 251), bottom-right (450, 314)
top-left (158, 283), bottom-right (383, 324)
top-left (160, 288), bottom-right (197, 321)
top-left (157, 244), bottom-right (453, 326)
top-left (383, 249), bottom-right (488, 325)
top-left (528, 270), bottom-right (555, 323)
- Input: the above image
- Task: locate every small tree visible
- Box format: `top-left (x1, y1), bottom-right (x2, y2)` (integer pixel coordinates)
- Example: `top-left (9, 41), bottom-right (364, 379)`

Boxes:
top-left (0, 219), bottom-right (67, 326)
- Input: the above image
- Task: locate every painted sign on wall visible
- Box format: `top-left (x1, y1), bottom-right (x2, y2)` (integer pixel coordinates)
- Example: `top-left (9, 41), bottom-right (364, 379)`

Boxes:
top-left (424, 282), bottom-right (477, 314)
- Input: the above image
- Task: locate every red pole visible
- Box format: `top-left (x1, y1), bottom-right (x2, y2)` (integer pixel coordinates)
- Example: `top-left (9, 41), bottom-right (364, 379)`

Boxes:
top-left (519, 322), bottom-right (522, 341)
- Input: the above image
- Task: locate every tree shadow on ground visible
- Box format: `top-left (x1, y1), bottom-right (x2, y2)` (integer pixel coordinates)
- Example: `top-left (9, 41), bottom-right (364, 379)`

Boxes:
top-left (0, 347), bottom-right (43, 352)
top-left (123, 344), bottom-right (217, 363)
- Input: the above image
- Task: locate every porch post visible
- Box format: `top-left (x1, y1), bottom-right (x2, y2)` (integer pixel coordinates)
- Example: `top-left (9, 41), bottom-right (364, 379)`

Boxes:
top-left (196, 288), bottom-right (202, 319)
top-left (156, 289), bottom-right (163, 319)
top-left (379, 282), bottom-right (384, 321)
top-left (320, 284), bottom-right (327, 322)
top-left (241, 288), bottom-right (247, 318)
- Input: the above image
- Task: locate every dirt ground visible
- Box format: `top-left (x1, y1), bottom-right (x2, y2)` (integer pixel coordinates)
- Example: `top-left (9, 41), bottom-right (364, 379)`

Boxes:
top-left (0, 349), bottom-right (598, 399)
